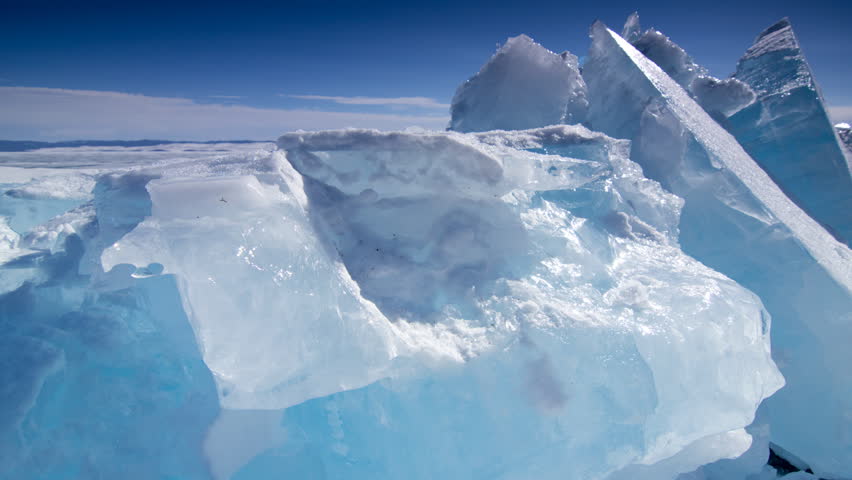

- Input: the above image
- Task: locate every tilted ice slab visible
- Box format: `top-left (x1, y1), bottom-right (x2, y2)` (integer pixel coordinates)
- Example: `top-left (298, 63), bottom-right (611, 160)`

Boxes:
top-left (101, 126), bottom-right (782, 479)
top-left (101, 162), bottom-right (405, 411)
top-left (449, 35), bottom-right (588, 132)
top-left (727, 19), bottom-right (852, 246)
top-left (621, 13), bottom-right (755, 118)
top-left (584, 22), bottom-right (852, 478)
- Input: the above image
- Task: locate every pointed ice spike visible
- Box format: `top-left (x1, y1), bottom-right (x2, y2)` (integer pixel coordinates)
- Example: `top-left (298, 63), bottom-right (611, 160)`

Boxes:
top-left (449, 34), bottom-right (588, 132)
top-left (621, 11), bottom-right (642, 43)
top-left (728, 18), bottom-right (852, 246)
top-left (584, 21), bottom-right (852, 479)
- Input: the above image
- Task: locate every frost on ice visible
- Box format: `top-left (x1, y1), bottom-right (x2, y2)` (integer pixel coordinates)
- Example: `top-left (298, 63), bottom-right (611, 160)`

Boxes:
top-left (0, 12), bottom-right (850, 480)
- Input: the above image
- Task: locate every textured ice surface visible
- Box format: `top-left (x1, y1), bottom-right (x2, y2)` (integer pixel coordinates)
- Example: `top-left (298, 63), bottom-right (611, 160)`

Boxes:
top-left (0, 184), bottom-right (221, 479)
top-left (728, 19), bottom-right (852, 246)
top-left (3, 17), bottom-right (850, 479)
top-left (584, 22), bottom-right (852, 478)
top-left (449, 35), bottom-right (588, 132)
top-left (0, 126), bottom-right (778, 479)
top-left (621, 13), bottom-right (755, 119)
top-left (235, 126), bottom-right (779, 479)
top-left (689, 76), bottom-right (756, 119)
top-left (0, 143), bottom-right (278, 479)
top-left (838, 123), bottom-right (852, 152)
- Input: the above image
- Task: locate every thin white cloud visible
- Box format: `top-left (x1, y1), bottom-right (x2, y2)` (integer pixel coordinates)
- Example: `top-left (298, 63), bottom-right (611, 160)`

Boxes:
top-left (829, 105), bottom-right (852, 124)
top-left (0, 87), bottom-right (449, 141)
top-left (287, 94), bottom-right (450, 109)
top-left (209, 95), bottom-right (244, 99)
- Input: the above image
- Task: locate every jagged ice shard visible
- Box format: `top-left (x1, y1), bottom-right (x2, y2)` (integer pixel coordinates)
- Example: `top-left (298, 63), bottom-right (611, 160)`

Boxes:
top-left (449, 34), bottom-right (588, 132)
top-left (0, 13), bottom-right (850, 480)
top-left (621, 13), bottom-right (756, 119)
top-left (727, 19), bottom-right (852, 246)
top-left (583, 21), bottom-right (852, 478)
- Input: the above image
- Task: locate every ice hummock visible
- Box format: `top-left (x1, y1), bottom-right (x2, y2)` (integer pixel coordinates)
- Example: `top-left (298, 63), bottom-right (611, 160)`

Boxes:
top-left (251, 126), bottom-right (780, 479)
top-left (2, 129), bottom-right (784, 479)
top-left (583, 22), bottom-right (852, 479)
top-left (1, 13), bottom-right (851, 480)
top-left (449, 35), bottom-right (588, 132)
top-left (727, 19), bottom-right (852, 246)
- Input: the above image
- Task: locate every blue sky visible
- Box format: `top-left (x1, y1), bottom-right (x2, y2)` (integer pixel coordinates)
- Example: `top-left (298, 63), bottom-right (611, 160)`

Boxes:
top-left (1, 0), bottom-right (850, 140)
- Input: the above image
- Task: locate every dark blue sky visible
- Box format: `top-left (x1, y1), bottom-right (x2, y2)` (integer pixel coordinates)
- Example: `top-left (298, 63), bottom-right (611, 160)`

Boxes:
top-left (1, 0), bottom-right (850, 139)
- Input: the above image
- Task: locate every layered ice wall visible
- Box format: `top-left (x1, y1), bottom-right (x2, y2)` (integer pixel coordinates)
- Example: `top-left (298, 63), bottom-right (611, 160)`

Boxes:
top-left (449, 35), bottom-right (588, 132)
top-left (728, 19), bottom-right (852, 245)
top-left (583, 22), bottom-right (852, 478)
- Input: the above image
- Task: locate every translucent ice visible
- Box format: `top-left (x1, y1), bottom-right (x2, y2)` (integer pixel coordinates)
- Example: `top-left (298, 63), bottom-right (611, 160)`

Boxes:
top-left (91, 126), bottom-right (784, 479)
top-left (0, 177), bottom-right (219, 479)
top-left (1, 173), bottom-right (93, 235)
top-left (621, 13), bottom-right (755, 118)
top-left (2, 16), bottom-right (849, 479)
top-left (583, 22), bottom-right (852, 478)
top-left (103, 172), bottom-right (403, 410)
top-left (728, 19), bottom-right (852, 245)
top-left (234, 126), bottom-right (780, 479)
top-left (449, 35), bottom-right (588, 132)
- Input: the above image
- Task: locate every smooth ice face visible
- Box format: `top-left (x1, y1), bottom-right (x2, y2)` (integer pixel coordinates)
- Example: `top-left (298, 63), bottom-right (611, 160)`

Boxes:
top-left (101, 169), bottom-right (403, 411)
top-left (449, 35), bottom-right (588, 132)
top-left (584, 22), bottom-right (852, 478)
top-left (0, 168), bottom-right (228, 479)
top-left (728, 19), bottom-right (852, 246)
